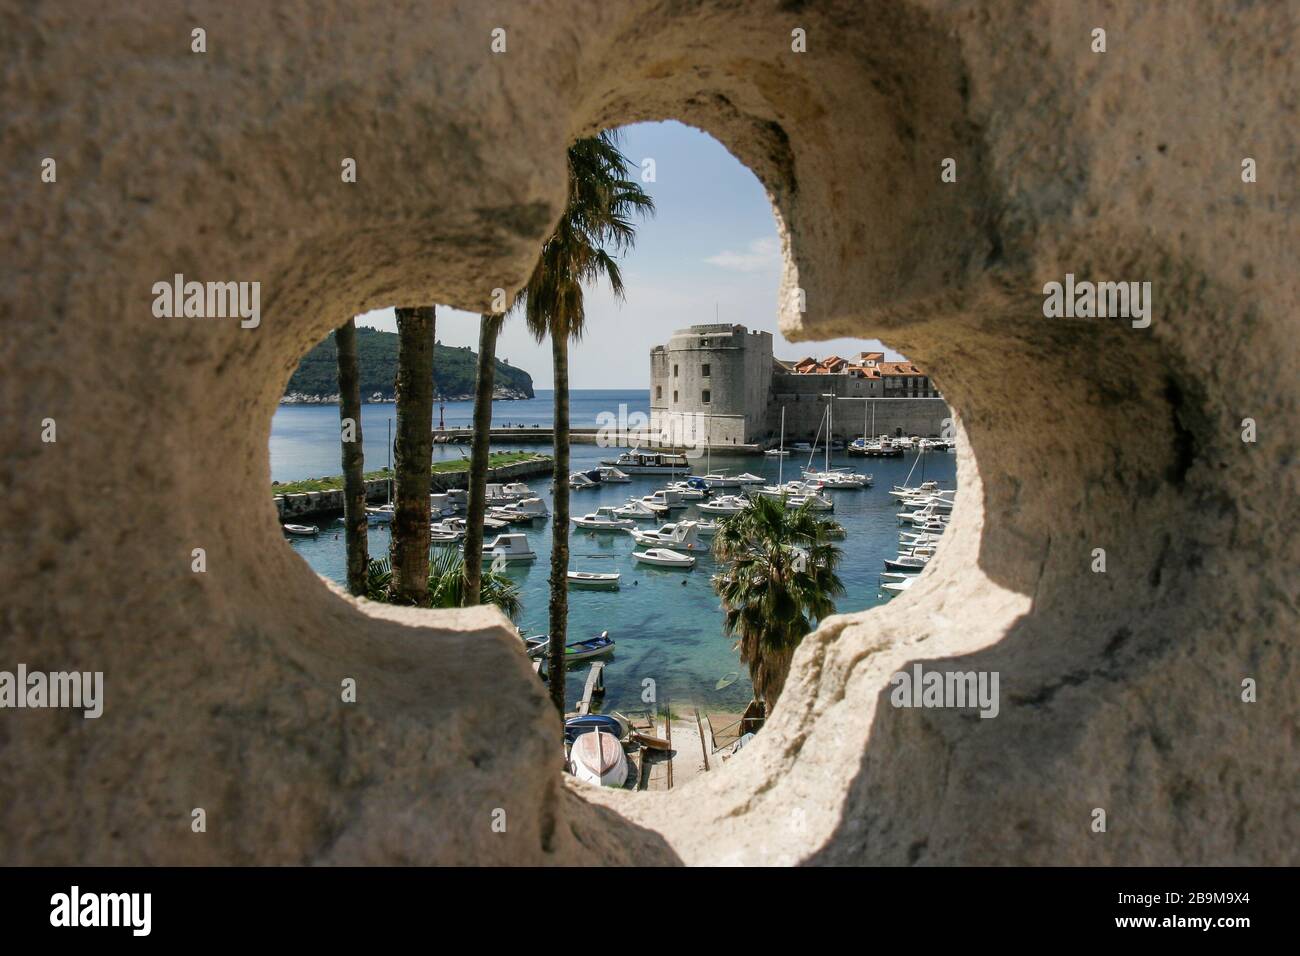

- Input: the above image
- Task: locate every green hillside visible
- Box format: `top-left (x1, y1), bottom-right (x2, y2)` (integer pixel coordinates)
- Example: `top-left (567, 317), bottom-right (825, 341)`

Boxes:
top-left (285, 326), bottom-right (534, 401)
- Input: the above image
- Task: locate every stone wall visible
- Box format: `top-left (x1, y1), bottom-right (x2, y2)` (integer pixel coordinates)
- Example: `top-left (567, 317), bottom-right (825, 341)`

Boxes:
top-left (766, 395), bottom-right (952, 443)
top-left (274, 457), bottom-right (552, 520)
top-left (2, 1), bottom-right (1293, 866)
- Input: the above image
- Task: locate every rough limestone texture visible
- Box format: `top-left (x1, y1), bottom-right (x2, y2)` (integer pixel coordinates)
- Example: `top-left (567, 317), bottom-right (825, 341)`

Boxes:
top-left (1, 1), bottom-right (1295, 864)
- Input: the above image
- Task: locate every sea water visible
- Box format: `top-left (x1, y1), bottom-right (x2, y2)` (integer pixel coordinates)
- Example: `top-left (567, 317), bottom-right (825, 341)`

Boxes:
top-left (272, 391), bottom-right (957, 714)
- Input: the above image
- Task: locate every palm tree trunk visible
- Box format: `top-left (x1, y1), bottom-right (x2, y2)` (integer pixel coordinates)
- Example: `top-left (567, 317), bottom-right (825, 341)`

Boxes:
top-left (334, 317), bottom-right (368, 594)
top-left (462, 313), bottom-right (501, 606)
top-left (391, 305), bottom-right (435, 604)
top-left (546, 330), bottom-right (570, 713)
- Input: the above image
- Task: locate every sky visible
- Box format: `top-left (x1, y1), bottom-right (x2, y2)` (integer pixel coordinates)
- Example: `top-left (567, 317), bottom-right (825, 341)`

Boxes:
top-left (355, 120), bottom-right (902, 389)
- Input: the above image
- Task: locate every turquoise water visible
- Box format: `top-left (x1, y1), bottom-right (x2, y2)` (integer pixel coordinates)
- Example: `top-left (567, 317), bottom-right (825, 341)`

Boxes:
top-left (272, 391), bottom-right (956, 713)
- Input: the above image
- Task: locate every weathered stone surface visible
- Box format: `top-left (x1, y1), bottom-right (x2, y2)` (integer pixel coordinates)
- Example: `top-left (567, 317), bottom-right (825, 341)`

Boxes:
top-left (0, 1), bottom-right (1294, 864)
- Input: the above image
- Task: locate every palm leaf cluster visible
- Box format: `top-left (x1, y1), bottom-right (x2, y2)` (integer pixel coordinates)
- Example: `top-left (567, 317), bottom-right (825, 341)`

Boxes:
top-left (366, 550), bottom-right (521, 618)
top-left (518, 131), bottom-right (655, 341)
top-left (710, 496), bottom-right (845, 707)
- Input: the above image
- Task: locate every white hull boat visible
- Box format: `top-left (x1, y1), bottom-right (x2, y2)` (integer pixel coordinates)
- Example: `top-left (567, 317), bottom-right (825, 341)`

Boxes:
top-left (597, 466), bottom-right (631, 483)
top-left (567, 570), bottom-right (621, 590)
top-left (629, 521), bottom-right (708, 551)
top-left (612, 498), bottom-right (659, 520)
top-left (698, 495), bottom-right (748, 515)
top-left (476, 533), bottom-right (537, 563)
top-left (735, 473), bottom-right (765, 484)
top-left (633, 547), bottom-right (695, 569)
top-left (881, 576), bottom-right (916, 595)
top-left (364, 504), bottom-right (395, 524)
top-left (699, 472), bottom-right (743, 489)
top-left (601, 449), bottom-right (691, 475)
top-left (572, 507), bottom-right (636, 531)
top-left (568, 730), bottom-right (629, 788)
top-left (282, 523), bottom-right (319, 536)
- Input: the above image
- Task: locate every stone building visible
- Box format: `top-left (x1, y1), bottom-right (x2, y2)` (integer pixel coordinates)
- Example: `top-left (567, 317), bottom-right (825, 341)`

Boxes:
top-left (650, 324), bottom-right (951, 447)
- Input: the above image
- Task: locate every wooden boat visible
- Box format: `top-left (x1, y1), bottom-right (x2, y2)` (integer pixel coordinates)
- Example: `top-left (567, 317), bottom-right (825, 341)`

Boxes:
top-left (568, 731), bottom-right (628, 787)
top-left (525, 631), bottom-right (615, 662)
top-left (632, 547), bottom-right (695, 569)
top-left (282, 523), bottom-right (319, 536)
top-left (567, 570), bottom-right (620, 590)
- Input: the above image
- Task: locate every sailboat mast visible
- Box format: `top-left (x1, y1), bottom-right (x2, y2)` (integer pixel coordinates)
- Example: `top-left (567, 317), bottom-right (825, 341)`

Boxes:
top-left (826, 395), bottom-right (832, 471)
top-left (386, 416), bottom-right (393, 505)
top-left (778, 406), bottom-right (785, 485)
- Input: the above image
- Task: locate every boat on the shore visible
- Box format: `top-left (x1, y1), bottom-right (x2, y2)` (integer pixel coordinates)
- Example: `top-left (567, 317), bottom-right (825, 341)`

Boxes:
top-left (283, 523), bottom-right (319, 536)
top-left (564, 713), bottom-right (630, 742)
top-left (567, 570), bottom-right (621, 590)
top-left (568, 730), bottom-right (628, 788)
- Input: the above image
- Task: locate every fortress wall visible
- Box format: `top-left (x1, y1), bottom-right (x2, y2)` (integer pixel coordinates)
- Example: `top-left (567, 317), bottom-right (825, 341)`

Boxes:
top-left (766, 396), bottom-right (952, 443)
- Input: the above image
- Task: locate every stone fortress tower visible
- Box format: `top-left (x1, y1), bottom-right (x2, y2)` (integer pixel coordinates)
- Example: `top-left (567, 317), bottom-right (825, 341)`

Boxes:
top-left (650, 324), bottom-right (951, 449)
top-left (650, 324), bottom-right (773, 448)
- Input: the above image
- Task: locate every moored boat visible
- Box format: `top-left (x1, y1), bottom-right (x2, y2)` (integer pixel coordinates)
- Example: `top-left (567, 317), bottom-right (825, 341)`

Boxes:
top-left (566, 570), bottom-right (621, 590)
top-left (282, 523), bottom-right (319, 536)
top-left (632, 547), bottom-right (696, 568)
top-left (525, 630), bottom-right (615, 662)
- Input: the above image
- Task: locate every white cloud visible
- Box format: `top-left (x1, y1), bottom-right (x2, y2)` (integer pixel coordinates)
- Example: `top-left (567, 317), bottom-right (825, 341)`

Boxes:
top-left (704, 237), bottom-right (781, 273)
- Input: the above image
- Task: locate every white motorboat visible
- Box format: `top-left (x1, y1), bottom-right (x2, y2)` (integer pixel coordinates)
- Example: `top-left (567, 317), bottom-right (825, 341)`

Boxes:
top-left (568, 730), bottom-right (629, 788)
top-left (890, 480), bottom-right (945, 500)
top-left (640, 489), bottom-right (686, 513)
top-left (694, 519), bottom-right (720, 536)
top-left (735, 472), bottom-right (765, 484)
top-left (900, 531), bottom-right (943, 547)
top-left (632, 547), bottom-right (696, 568)
top-left (364, 504), bottom-right (395, 524)
top-left (601, 449), bottom-right (691, 475)
top-left (630, 520), bottom-right (708, 552)
top-left (429, 520), bottom-right (464, 544)
top-left (881, 576), bottom-right (916, 595)
top-left (699, 471), bottom-right (743, 489)
top-left (596, 466), bottom-right (631, 483)
top-left (572, 506), bottom-right (636, 531)
top-left (282, 523), bottom-right (319, 536)
top-left (665, 480), bottom-right (708, 500)
top-left (884, 553), bottom-right (930, 573)
top-left (490, 497), bottom-right (549, 524)
top-left (803, 468), bottom-right (871, 489)
top-left (485, 481), bottom-right (536, 505)
top-left (763, 448), bottom-right (790, 457)
top-left (428, 492), bottom-right (457, 517)
top-left (474, 533), bottom-right (537, 563)
top-left (698, 494), bottom-right (748, 515)
top-left (567, 570), bottom-right (621, 590)
top-left (568, 471), bottom-right (599, 490)
top-left (612, 498), bottom-right (659, 520)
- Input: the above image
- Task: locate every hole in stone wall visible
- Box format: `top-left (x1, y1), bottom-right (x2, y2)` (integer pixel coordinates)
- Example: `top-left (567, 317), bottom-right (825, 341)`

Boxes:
top-left (266, 122), bottom-right (965, 795)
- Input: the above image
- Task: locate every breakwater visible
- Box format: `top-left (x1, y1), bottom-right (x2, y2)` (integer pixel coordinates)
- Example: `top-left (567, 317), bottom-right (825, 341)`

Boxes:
top-left (274, 455), bottom-right (552, 520)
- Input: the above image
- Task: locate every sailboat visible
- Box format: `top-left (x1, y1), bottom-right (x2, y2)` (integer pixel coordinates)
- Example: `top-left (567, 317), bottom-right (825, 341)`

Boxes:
top-left (366, 417), bottom-right (396, 523)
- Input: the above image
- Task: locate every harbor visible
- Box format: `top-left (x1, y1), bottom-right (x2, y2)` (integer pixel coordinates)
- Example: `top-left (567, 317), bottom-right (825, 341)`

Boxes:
top-left (276, 404), bottom-right (958, 729)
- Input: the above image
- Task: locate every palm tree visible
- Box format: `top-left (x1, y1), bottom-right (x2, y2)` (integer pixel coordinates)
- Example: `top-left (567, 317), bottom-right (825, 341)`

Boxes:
top-left (462, 312), bottom-right (504, 606)
top-left (366, 550), bottom-right (521, 618)
top-left (390, 305), bottom-right (436, 604)
top-left (334, 317), bottom-right (368, 594)
top-left (518, 131), bottom-right (654, 712)
top-left (710, 497), bottom-right (845, 708)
